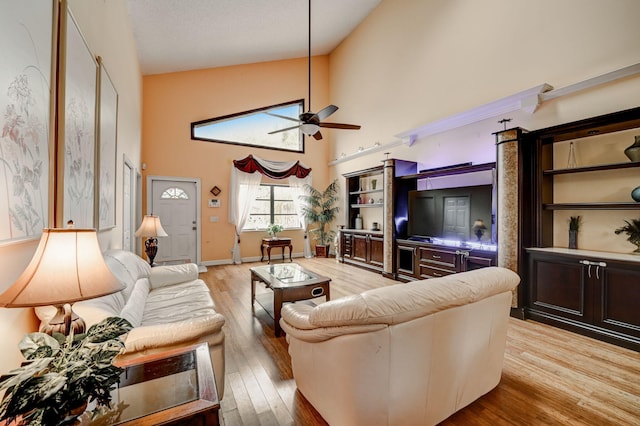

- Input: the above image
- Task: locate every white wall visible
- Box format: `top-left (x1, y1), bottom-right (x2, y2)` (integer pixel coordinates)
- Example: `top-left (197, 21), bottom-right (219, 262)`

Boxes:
top-left (328, 0), bottom-right (640, 245)
top-left (0, 0), bottom-right (142, 371)
top-left (329, 0), bottom-right (640, 174)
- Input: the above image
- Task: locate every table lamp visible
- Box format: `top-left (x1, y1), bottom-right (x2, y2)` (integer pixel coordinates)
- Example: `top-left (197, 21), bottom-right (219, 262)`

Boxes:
top-left (134, 214), bottom-right (168, 266)
top-left (0, 228), bottom-right (125, 335)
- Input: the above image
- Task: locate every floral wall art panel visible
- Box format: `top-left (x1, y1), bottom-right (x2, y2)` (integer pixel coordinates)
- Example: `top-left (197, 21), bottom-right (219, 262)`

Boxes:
top-left (62, 8), bottom-right (97, 228)
top-left (98, 58), bottom-right (118, 230)
top-left (0, 0), bottom-right (54, 244)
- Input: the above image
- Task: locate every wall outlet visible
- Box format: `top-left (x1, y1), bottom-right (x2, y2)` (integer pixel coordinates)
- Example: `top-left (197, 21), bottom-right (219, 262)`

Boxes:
top-left (210, 216), bottom-right (219, 222)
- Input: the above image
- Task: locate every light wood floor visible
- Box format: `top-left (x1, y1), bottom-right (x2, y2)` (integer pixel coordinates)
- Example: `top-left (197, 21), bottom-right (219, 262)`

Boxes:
top-left (200, 257), bottom-right (640, 425)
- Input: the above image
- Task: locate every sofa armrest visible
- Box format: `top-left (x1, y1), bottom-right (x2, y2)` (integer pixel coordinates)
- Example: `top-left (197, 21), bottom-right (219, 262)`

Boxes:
top-left (280, 304), bottom-right (386, 343)
top-left (149, 263), bottom-right (199, 289)
top-left (123, 313), bottom-right (225, 353)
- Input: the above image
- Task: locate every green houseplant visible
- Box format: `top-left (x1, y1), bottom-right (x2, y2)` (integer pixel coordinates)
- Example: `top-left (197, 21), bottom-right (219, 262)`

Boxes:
top-left (614, 218), bottom-right (640, 254)
top-left (300, 179), bottom-right (340, 257)
top-left (0, 317), bottom-right (132, 426)
top-left (266, 223), bottom-right (284, 238)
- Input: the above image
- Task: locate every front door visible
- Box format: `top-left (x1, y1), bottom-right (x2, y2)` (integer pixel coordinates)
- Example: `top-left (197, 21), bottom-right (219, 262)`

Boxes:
top-left (149, 178), bottom-right (199, 264)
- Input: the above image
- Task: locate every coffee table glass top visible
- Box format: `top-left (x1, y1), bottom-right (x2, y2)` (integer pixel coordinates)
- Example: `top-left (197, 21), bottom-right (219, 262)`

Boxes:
top-left (251, 263), bottom-right (320, 285)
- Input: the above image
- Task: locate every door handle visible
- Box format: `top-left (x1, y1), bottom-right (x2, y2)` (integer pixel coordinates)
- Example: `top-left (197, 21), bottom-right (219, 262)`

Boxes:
top-left (192, 227), bottom-right (197, 231)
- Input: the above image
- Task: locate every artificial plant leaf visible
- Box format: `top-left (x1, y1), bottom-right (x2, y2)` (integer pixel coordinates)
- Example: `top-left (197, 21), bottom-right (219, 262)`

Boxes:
top-left (19, 333), bottom-right (60, 360)
top-left (85, 317), bottom-right (132, 343)
top-left (0, 357), bottom-right (53, 391)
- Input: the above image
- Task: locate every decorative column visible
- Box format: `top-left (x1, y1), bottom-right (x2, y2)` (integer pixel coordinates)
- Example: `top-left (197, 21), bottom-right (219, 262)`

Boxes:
top-left (382, 158), bottom-right (395, 276)
top-left (495, 128), bottom-right (527, 312)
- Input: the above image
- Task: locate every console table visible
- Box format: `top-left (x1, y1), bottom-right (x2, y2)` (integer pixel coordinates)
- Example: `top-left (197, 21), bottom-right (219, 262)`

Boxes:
top-left (260, 238), bottom-right (292, 264)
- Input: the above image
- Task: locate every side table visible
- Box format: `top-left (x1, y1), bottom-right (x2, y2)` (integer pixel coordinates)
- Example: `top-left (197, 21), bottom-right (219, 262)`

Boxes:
top-left (260, 237), bottom-right (293, 264)
top-left (78, 343), bottom-right (220, 425)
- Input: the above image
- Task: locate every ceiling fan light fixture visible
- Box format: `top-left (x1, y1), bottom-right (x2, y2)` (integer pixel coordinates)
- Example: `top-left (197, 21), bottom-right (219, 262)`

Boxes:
top-left (300, 123), bottom-right (320, 135)
top-left (265, 0), bottom-right (360, 139)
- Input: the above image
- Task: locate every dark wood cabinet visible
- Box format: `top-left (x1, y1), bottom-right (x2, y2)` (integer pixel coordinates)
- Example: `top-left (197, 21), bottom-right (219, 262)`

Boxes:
top-left (340, 230), bottom-right (384, 273)
top-left (396, 239), bottom-right (497, 282)
top-left (527, 249), bottom-right (640, 350)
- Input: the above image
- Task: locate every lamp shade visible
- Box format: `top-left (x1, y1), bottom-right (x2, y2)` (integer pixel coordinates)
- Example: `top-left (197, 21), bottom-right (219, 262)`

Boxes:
top-left (134, 215), bottom-right (168, 238)
top-left (0, 229), bottom-right (125, 307)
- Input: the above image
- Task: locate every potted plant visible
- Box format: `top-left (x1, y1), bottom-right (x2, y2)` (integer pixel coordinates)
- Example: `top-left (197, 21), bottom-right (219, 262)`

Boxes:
top-left (300, 179), bottom-right (340, 257)
top-left (568, 216), bottom-right (581, 249)
top-left (614, 218), bottom-right (640, 254)
top-left (0, 317), bottom-right (132, 425)
top-left (266, 223), bottom-right (284, 239)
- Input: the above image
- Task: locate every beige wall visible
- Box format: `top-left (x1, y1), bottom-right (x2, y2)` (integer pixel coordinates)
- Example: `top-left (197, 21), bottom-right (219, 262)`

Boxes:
top-left (328, 0), bottom-right (640, 249)
top-left (2, 0), bottom-right (639, 371)
top-left (141, 56), bottom-right (332, 263)
top-left (0, 0), bottom-right (141, 370)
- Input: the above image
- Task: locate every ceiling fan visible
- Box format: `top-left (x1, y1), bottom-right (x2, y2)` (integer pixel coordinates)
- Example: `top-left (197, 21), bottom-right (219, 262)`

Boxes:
top-left (267, 0), bottom-right (361, 141)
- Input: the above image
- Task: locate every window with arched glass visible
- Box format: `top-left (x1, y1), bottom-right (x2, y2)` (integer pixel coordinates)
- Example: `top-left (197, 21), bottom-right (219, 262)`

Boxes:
top-left (160, 187), bottom-right (189, 200)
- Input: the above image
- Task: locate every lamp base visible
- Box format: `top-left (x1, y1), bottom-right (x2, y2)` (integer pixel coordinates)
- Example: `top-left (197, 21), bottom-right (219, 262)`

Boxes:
top-left (42, 304), bottom-right (86, 336)
top-left (145, 237), bottom-right (159, 266)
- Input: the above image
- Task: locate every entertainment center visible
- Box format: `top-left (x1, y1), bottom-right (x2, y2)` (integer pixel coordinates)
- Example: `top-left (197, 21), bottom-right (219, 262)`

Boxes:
top-left (339, 161), bottom-right (498, 280)
top-left (338, 106), bottom-right (640, 352)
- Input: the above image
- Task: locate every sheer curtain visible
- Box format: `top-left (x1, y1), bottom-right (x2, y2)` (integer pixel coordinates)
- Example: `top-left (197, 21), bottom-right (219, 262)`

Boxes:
top-left (229, 167), bottom-right (262, 264)
top-left (229, 155), bottom-right (312, 264)
top-left (289, 175), bottom-right (313, 258)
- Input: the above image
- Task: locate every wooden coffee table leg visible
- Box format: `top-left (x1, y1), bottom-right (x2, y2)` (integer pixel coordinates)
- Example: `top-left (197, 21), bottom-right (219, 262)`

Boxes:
top-left (250, 272), bottom-right (257, 313)
top-left (273, 288), bottom-right (283, 337)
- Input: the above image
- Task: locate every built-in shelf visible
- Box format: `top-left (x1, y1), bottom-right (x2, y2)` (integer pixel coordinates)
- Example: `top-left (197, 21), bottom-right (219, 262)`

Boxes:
top-left (401, 162), bottom-right (496, 180)
top-left (543, 202), bottom-right (640, 210)
top-left (351, 203), bottom-right (383, 208)
top-left (349, 189), bottom-right (383, 196)
top-left (543, 161), bottom-right (639, 175)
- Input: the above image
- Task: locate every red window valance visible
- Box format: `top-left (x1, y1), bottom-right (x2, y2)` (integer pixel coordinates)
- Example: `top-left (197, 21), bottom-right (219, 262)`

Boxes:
top-left (232, 154), bottom-right (312, 179)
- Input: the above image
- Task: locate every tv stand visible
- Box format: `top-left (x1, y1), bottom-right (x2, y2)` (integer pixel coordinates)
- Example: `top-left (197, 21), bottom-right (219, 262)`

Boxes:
top-left (396, 238), bottom-right (497, 282)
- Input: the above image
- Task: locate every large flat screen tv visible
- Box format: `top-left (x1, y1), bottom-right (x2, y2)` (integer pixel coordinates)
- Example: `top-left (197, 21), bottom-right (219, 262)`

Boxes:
top-left (407, 184), bottom-right (494, 243)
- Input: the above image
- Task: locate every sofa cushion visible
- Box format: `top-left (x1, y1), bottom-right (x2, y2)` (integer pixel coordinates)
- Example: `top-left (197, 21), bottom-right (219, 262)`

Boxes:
top-left (142, 280), bottom-right (216, 325)
top-left (103, 249), bottom-right (152, 302)
top-left (149, 263), bottom-right (199, 289)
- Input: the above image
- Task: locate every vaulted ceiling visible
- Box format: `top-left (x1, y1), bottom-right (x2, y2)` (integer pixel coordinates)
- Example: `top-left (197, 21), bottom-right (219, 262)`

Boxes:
top-left (126, 0), bottom-right (382, 75)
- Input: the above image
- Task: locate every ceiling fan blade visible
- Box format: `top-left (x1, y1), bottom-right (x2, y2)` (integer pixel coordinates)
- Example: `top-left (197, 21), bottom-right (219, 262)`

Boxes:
top-left (264, 112), bottom-right (302, 123)
top-left (268, 124), bottom-right (301, 135)
top-left (313, 131), bottom-right (323, 140)
top-left (316, 105), bottom-right (338, 121)
top-left (319, 122), bottom-right (361, 130)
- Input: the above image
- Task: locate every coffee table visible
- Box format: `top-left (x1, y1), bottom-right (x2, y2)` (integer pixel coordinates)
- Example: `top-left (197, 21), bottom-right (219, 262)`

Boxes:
top-left (250, 263), bottom-right (331, 337)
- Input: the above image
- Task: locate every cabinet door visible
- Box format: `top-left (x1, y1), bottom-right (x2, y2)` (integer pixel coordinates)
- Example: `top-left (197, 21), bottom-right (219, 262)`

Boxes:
top-left (463, 252), bottom-right (496, 272)
top-left (352, 234), bottom-right (368, 263)
top-left (397, 243), bottom-right (417, 280)
top-left (369, 235), bottom-right (384, 268)
top-left (595, 262), bottom-right (640, 339)
top-left (528, 253), bottom-right (592, 323)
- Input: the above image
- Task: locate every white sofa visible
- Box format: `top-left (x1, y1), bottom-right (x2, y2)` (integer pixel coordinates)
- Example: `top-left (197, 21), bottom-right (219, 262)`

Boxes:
top-left (36, 249), bottom-right (226, 397)
top-left (280, 266), bottom-right (520, 426)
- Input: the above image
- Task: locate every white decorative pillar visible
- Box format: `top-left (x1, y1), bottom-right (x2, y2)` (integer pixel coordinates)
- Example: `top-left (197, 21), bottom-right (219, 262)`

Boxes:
top-left (495, 128), bottom-right (526, 310)
top-left (382, 159), bottom-right (395, 275)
